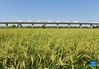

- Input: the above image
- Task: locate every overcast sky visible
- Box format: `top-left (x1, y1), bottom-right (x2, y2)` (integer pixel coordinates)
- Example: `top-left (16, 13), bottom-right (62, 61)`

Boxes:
top-left (0, 0), bottom-right (99, 22)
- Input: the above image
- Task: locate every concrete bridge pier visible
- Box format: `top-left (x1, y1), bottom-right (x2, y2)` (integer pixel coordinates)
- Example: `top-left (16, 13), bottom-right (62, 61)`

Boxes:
top-left (68, 24), bottom-right (71, 28)
top-left (57, 24), bottom-right (59, 28)
top-left (79, 24), bottom-right (82, 28)
top-left (6, 24), bottom-right (8, 27)
top-left (32, 24), bottom-right (34, 27)
top-left (90, 24), bottom-right (93, 28)
top-left (44, 24), bottom-right (46, 27)
top-left (18, 24), bottom-right (22, 28)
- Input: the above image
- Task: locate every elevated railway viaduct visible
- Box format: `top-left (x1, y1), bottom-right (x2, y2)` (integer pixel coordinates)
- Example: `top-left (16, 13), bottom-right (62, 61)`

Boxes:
top-left (0, 21), bottom-right (99, 28)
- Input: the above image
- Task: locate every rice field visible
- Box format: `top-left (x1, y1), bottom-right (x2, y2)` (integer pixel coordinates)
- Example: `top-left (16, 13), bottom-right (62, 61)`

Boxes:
top-left (0, 28), bottom-right (99, 69)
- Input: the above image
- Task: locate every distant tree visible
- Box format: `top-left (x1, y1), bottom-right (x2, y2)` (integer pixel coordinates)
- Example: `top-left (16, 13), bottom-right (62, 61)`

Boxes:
top-left (26, 26), bottom-right (32, 28)
top-left (42, 24), bottom-right (46, 28)
top-left (11, 25), bottom-right (16, 27)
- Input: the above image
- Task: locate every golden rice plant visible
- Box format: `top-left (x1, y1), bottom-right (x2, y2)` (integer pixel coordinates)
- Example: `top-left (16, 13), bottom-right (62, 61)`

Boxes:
top-left (0, 28), bottom-right (99, 69)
